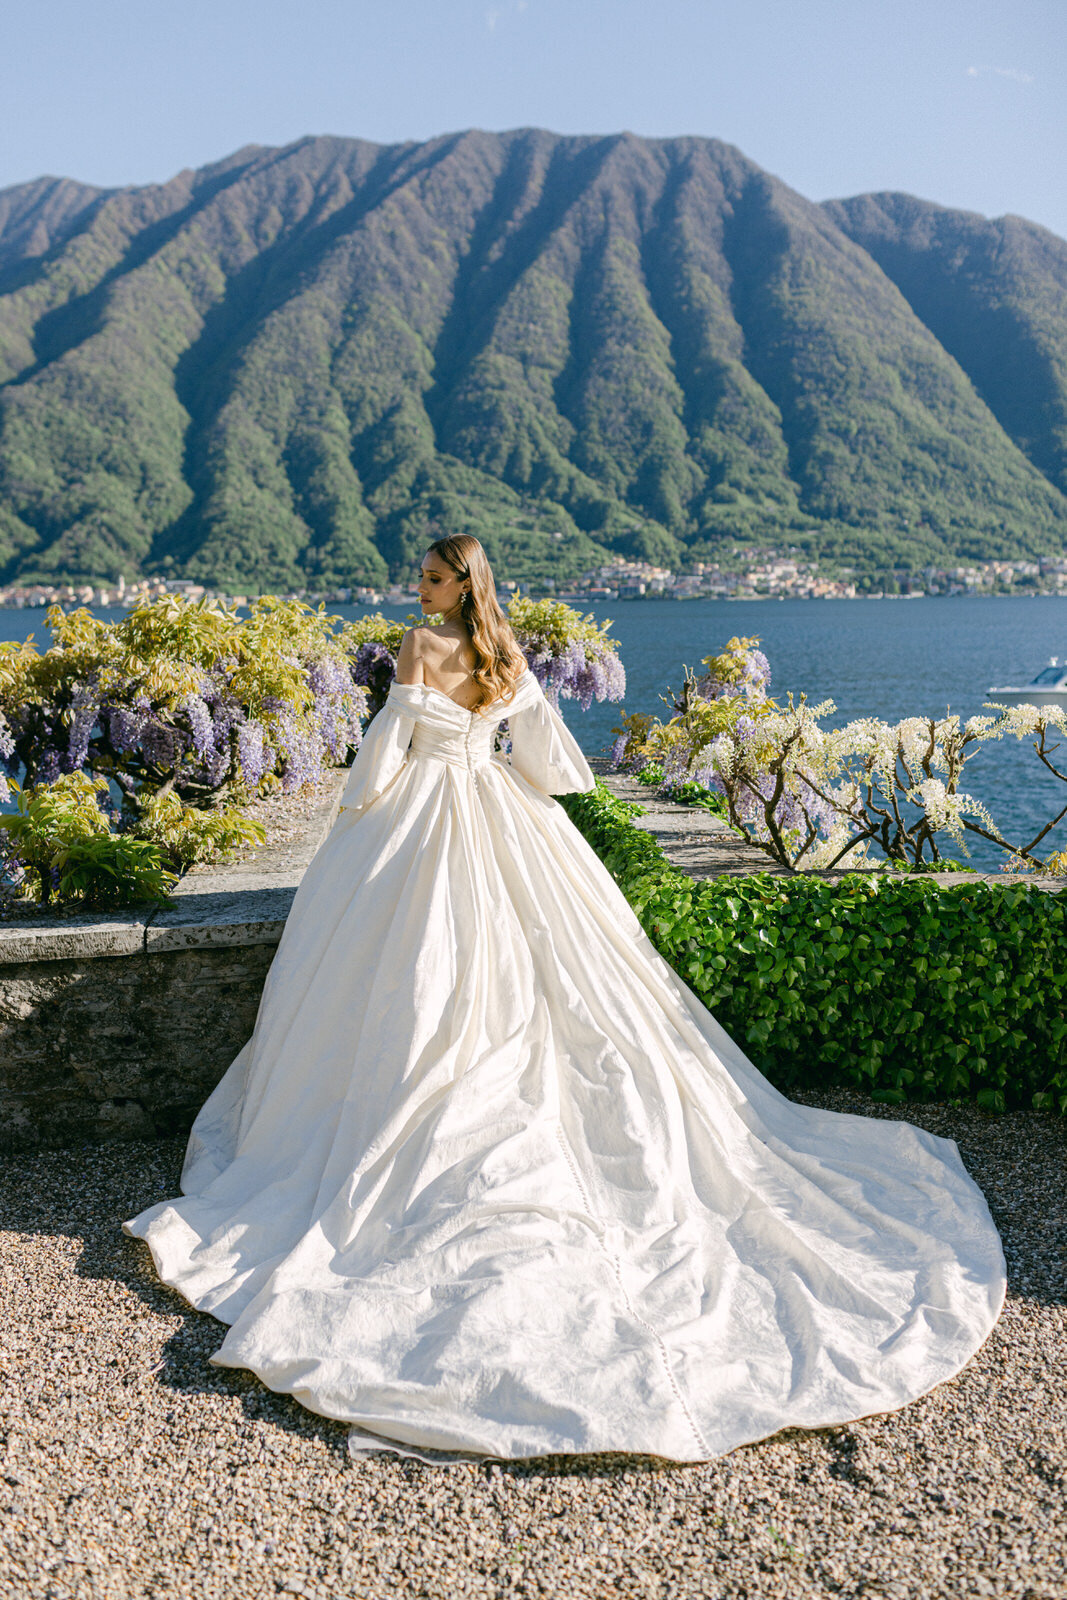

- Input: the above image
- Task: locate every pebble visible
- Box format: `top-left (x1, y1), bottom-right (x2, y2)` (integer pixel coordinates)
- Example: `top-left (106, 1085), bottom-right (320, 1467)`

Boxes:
top-left (0, 1089), bottom-right (1063, 1598)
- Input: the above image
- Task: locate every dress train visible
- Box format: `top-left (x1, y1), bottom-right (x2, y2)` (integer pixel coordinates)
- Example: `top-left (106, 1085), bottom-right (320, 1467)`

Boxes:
top-left (124, 670), bottom-right (1005, 1461)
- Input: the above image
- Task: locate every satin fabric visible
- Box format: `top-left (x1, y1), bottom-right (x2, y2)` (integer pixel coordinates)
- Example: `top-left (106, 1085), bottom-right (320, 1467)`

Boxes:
top-left (124, 669), bottom-right (1006, 1462)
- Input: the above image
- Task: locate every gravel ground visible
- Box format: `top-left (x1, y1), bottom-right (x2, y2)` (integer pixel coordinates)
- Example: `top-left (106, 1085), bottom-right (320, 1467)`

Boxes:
top-left (1, 1091), bottom-right (1064, 1600)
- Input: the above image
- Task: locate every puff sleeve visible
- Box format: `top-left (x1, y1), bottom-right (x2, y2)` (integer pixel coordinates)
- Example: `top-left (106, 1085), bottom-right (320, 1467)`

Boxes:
top-left (505, 671), bottom-right (596, 796)
top-left (339, 684), bottom-right (417, 818)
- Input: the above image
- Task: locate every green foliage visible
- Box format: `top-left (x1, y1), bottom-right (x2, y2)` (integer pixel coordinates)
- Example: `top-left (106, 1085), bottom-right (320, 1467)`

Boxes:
top-left (827, 193), bottom-right (1067, 498)
top-left (0, 773), bottom-right (177, 906)
top-left (4, 593), bottom-right (367, 800)
top-left (632, 756), bottom-right (732, 822)
top-left (504, 595), bottom-right (621, 658)
top-left (47, 834), bottom-right (179, 909)
top-left (660, 779), bottom-right (731, 822)
top-left (336, 612), bottom-right (411, 656)
top-left (0, 593), bottom-right (369, 907)
top-left (130, 792), bottom-right (266, 870)
top-left (559, 782), bottom-right (1067, 1116)
top-left (1, 133), bottom-right (1066, 587)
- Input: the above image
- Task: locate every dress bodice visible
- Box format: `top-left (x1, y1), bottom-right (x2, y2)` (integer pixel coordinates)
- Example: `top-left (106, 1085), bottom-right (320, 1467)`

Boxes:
top-left (408, 689), bottom-right (502, 772)
top-left (339, 667), bottom-right (595, 818)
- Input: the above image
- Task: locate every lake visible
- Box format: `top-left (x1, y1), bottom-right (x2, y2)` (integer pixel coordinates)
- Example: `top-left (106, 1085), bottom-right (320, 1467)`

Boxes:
top-left (7, 594), bottom-right (1067, 870)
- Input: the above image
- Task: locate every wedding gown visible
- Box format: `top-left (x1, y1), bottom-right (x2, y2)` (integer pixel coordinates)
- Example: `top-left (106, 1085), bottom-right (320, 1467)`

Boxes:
top-left (124, 669), bottom-right (1006, 1463)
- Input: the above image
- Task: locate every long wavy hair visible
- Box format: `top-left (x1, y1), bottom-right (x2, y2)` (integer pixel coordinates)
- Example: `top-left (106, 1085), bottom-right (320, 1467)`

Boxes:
top-left (425, 534), bottom-right (527, 711)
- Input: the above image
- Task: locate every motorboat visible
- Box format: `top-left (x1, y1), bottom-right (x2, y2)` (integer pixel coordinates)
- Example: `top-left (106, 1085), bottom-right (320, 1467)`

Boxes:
top-left (987, 657), bottom-right (1067, 709)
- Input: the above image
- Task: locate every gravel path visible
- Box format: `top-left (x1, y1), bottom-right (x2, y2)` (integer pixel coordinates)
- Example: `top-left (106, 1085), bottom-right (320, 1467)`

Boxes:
top-left (1, 1092), bottom-right (1063, 1599)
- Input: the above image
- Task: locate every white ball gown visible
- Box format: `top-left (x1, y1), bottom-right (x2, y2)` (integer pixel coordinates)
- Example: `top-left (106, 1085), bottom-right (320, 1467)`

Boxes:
top-left (124, 669), bottom-right (1006, 1463)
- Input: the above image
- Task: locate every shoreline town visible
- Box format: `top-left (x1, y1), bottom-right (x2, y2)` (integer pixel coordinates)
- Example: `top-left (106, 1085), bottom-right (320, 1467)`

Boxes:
top-left (3, 551), bottom-right (1067, 612)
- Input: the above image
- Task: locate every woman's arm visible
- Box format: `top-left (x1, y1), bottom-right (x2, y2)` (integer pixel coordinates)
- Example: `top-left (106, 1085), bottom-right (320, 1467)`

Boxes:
top-left (394, 627), bottom-right (426, 687)
top-left (505, 674), bottom-right (596, 796)
top-left (339, 685), bottom-right (417, 818)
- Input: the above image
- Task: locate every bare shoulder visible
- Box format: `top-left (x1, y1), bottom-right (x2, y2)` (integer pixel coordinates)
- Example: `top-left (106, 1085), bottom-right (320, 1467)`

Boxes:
top-left (394, 625), bottom-right (440, 684)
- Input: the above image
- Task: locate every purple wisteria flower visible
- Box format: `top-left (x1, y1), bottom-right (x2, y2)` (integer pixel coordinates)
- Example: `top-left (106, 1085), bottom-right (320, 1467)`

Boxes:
top-left (306, 654), bottom-right (366, 762)
top-left (523, 641), bottom-right (625, 712)
top-left (349, 642), bottom-right (398, 719)
top-left (183, 694), bottom-right (215, 760)
top-left (237, 722), bottom-right (272, 788)
top-left (695, 646), bottom-right (771, 706)
top-left (106, 698), bottom-right (153, 754)
top-left (61, 679), bottom-right (102, 773)
top-left (0, 712), bottom-right (17, 766)
top-left (274, 711), bottom-right (325, 793)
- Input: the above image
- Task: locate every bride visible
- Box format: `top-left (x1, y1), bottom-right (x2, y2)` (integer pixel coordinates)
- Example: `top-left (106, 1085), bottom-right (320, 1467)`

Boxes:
top-left (124, 534), bottom-right (1005, 1463)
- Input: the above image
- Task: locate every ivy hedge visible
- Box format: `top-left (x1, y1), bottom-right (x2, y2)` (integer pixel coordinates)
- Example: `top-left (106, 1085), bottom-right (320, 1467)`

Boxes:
top-left (559, 782), bottom-right (1067, 1114)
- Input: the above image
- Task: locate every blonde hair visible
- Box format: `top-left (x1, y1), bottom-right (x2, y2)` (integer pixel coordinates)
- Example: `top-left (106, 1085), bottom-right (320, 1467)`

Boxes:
top-left (426, 534), bottom-right (527, 711)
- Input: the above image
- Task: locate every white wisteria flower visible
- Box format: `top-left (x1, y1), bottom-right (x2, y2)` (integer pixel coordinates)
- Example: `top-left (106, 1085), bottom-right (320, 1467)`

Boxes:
top-left (612, 633), bottom-right (1067, 873)
top-left (908, 778), bottom-right (994, 840)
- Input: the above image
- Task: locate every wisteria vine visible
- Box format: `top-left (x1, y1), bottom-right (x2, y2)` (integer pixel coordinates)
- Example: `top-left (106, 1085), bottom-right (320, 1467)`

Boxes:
top-left (0, 591), bottom-right (625, 904)
top-left (612, 634), bottom-right (1067, 873)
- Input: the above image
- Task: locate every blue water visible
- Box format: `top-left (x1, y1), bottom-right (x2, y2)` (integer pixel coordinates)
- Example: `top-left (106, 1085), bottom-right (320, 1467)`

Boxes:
top-left (8, 595), bottom-right (1067, 869)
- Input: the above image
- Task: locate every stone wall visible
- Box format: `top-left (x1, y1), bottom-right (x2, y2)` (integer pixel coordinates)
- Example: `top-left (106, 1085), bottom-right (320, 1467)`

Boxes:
top-left (0, 943), bottom-right (276, 1150)
top-left (0, 773), bottom-right (346, 1153)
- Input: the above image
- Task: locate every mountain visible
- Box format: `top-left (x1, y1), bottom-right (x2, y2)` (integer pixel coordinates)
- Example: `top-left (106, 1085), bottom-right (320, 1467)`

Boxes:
top-left (0, 130), bottom-right (1065, 589)
top-left (822, 192), bottom-right (1067, 500)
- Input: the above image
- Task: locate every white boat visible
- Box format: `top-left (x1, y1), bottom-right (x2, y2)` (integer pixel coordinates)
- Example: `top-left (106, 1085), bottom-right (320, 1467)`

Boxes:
top-left (987, 657), bottom-right (1067, 709)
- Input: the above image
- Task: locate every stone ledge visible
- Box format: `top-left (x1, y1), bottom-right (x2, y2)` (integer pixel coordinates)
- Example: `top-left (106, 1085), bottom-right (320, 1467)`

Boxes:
top-left (590, 759), bottom-right (1067, 892)
top-left (0, 770), bottom-right (348, 966)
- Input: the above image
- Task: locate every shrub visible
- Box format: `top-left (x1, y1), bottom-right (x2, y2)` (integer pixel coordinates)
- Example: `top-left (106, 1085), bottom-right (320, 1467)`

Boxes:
top-left (560, 782), bottom-right (1067, 1115)
top-left (0, 591), bottom-right (625, 905)
top-left (0, 773), bottom-right (178, 907)
top-left (130, 792), bottom-right (266, 870)
top-left (504, 595), bottom-right (626, 709)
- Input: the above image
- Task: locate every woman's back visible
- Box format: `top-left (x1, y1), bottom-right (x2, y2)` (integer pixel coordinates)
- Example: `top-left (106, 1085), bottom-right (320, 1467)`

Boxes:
top-left (399, 623), bottom-right (484, 710)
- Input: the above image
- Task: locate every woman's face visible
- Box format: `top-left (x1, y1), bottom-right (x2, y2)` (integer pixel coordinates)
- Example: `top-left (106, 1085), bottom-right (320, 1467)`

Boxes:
top-left (417, 553), bottom-right (466, 617)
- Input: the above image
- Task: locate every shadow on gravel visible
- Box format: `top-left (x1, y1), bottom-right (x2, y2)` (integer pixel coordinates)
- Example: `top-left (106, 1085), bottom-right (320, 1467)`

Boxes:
top-left (0, 1134), bottom-right (342, 1459)
top-left (0, 1133), bottom-right (675, 1478)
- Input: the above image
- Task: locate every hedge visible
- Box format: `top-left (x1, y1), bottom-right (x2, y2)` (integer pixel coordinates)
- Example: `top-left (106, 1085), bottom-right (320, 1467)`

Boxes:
top-left (559, 782), bottom-right (1067, 1114)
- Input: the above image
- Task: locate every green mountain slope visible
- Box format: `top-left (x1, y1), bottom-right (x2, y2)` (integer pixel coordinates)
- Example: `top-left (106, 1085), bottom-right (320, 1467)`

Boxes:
top-left (824, 191), bottom-right (1067, 499)
top-left (0, 130), bottom-right (1065, 588)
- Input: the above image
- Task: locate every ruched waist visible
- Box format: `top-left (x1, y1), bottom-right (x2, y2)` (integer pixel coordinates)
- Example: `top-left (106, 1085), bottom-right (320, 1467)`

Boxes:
top-left (410, 723), bottom-right (496, 773)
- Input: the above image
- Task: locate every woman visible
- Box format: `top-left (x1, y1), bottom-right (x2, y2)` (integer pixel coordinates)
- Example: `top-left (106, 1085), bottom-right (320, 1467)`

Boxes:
top-left (124, 534), bottom-right (1005, 1464)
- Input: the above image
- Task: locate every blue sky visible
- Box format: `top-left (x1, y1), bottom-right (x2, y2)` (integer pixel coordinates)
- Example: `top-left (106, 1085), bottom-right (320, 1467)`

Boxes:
top-left (2, 0), bottom-right (1065, 237)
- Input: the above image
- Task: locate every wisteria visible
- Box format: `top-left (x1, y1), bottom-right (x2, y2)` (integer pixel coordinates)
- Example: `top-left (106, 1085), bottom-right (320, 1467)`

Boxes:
top-left (505, 595), bottom-right (626, 712)
top-left (308, 653), bottom-right (366, 763)
top-left (62, 679), bottom-right (103, 774)
top-left (236, 719), bottom-right (272, 790)
top-left (0, 597), bottom-right (372, 887)
top-left (613, 635), bottom-right (1067, 872)
top-left (0, 590), bottom-right (624, 903)
top-left (347, 640), bottom-right (400, 718)
top-left (525, 637), bottom-right (627, 711)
